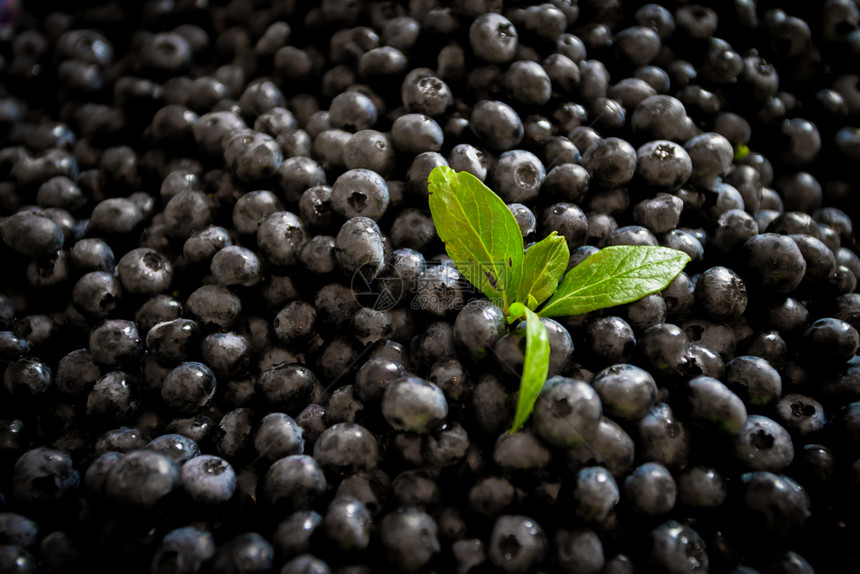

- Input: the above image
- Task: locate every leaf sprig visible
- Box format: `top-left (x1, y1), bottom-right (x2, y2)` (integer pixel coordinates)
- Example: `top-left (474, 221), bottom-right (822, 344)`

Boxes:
top-left (428, 166), bottom-right (691, 432)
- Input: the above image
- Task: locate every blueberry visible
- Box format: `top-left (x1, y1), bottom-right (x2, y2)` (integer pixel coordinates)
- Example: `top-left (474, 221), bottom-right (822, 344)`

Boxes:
top-left (571, 466), bottom-right (619, 523)
top-left (412, 265), bottom-right (466, 317)
top-left (253, 412), bottom-right (304, 462)
top-left (277, 156), bottom-right (327, 203)
top-left (648, 520), bottom-right (709, 574)
top-left (469, 13), bottom-right (518, 64)
top-left (584, 316), bottom-right (636, 367)
top-left (185, 285), bottom-right (241, 330)
top-left (581, 137), bottom-right (637, 189)
top-left (636, 403), bottom-right (691, 471)
top-left (732, 415), bottom-right (794, 472)
top-left (256, 211), bottom-right (307, 268)
top-left (694, 266), bottom-right (747, 321)
top-left (3, 358), bottom-right (52, 399)
top-left (69, 238), bottom-right (115, 274)
top-left (86, 371), bottom-right (140, 426)
top-left (382, 376), bottom-right (448, 433)
top-left (492, 429), bottom-right (551, 472)
top-left (379, 508), bottom-right (440, 573)
top-left (739, 471), bottom-right (811, 537)
top-left (330, 169), bottom-right (389, 222)
top-left (161, 362), bottom-right (216, 415)
top-left (206, 533), bottom-right (273, 574)
top-left (335, 216), bottom-right (385, 282)
top-left (724, 356), bottom-right (781, 407)
top-left (104, 449), bottom-right (178, 508)
top-left (313, 423), bottom-right (379, 477)
top-left (802, 317), bottom-right (860, 362)
top-left (261, 454), bottom-right (326, 512)
top-left (592, 363), bottom-right (657, 421)
top-left (192, 111), bottom-right (247, 157)
top-left (774, 394), bottom-right (826, 438)
top-left (280, 555), bottom-right (331, 574)
top-left (533, 377), bottom-right (602, 449)
top-left (117, 248), bottom-right (173, 295)
top-left (470, 100), bottom-right (524, 151)
top-left (539, 202), bottom-right (587, 250)
top-left (273, 511), bottom-right (322, 561)
top-left (487, 515), bottom-right (547, 574)
top-left (321, 497), bottom-right (373, 552)
top-left (343, 130), bottom-right (396, 178)
top-left (401, 71), bottom-right (452, 117)
top-left (684, 132), bottom-right (734, 188)
top-left (391, 113), bottom-right (444, 155)
top-left (200, 332), bottom-right (250, 379)
top-left (639, 323), bottom-right (689, 377)
top-left (150, 526), bottom-right (215, 574)
top-left (0, 211), bottom-right (64, 258)
top-left (210, 245), bottom-right (263, 287)
top-left (682, 376), bottom-right (748, 436)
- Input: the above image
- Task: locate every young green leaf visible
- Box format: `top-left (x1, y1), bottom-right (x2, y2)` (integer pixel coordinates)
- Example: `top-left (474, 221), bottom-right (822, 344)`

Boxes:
top-left (538, 245), bottom-right (691, 318)
top-left (515, 231), bottom-right (569, 309)
top-left (428, 166), bottom-right (523, 312)
top-left (508, 302), bottom-right (550, 433)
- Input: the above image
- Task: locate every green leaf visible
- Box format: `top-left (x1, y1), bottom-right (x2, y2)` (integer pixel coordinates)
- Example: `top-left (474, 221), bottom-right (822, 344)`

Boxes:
top-left (509, 304), bottom-right (550, 433)
top-left (538, 245), bottom-right (691, 318)
top-left (428, 166), bottom-right (523, 312)
top-left (515, 232), bottom-right (569, 308)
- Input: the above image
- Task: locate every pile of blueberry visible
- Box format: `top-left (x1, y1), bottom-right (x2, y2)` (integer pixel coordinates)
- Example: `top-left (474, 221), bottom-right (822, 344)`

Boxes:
top-left (1, 0), bottom-right (860, 572)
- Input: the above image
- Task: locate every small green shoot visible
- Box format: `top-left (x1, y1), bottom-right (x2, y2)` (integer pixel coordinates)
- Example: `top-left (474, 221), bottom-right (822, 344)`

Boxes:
top-left (427, 166), bottom-right (691, 433)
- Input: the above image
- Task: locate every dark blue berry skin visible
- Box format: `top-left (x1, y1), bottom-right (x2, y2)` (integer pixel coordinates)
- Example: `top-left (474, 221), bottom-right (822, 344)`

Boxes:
top-left (200, 332), bottom-right (250, 379)
top-left (179, 454), bottom-right (235, 505)
top-left (412, 265), bottom-right (465, 317)
top-left (335, 216), bottom-right (385, 282)
top-left (637, 403), bottom-right (692, 471)
top-left (744, 233), bottom-right (807, 294)
top-left (280, 555), bottom-right (331, 574)
top-left (0, 513), bottom-right (38, 549)
top-left (581, 137), bottom-right (637, 189)
top-left (84, 451), bottom-right (122, 495)
top-left (683, 376), bottom-right (748, 436)
top-left (724, 356), bottom-right (782, 408)
top-left (344, 130), bottom-right (396, 177)
top-left (739, 472), bottom-right (811, 538)
top-left (86, 371), bottom-right (139, 426)
top-left (694, 266), bottom-right (748, 322)
top-left (470, 100), bottom-right (524, 151)
top-left (493, 429), bottom-right (551, 472)
top-left (313, 423), bottom-right (379, 477)
top-left (330, 169), bottom-right (389, 221)
top-left (322, 498), bottom-right (373, 551)
top-left (639, 323), bottom-right (689, 377)
top-left (186, 285), bottom-right (241, 331)
top-left (257, 211), bottom-right (307, 267)
top-left (146, 319), bottom-right (201, 367)
top-left (257, 364), bottom-right (316, 414)
top-left (328, 91), bottom-right (377, 133)
top-left (379, 508), bottom-right (440, 573)
top-left (150, 526), bottom-right (215, 574)
top-left (542, 163), bottom-right (590, 204)
top-left (253, 412), bottom-right (304, 462)
top-left (469, 13), bottom-right (518, 64)
top-left (454, 300), bottom-right (506, 363)
top-left (147, 434), bottom-right (200, 465)
top-left (732, 415), bottom-right (794, 472)
top-left (648, 520), bottom-right (709, 574)
top-left (572, 466), bottom-right (620, 523)
top-left (210, 246), bottom-right (263, 287)
top-left (215, 408), bottom-right (256, 461)
top-left (161, 362), bottom-right (216, 415)
top-left (117, 248), bottom-right (173, 296)
top-left (592, 363), bottom-right (657, 421)
top-left (277, 156), bottom-right (327, 204)
top-left (206, 533), bottom-right (273, 574)
top-left (533, 377), bottom-right (602, 449)
top-left (624, 462), bottom-right (677, 517)
top-left (402, 72), bottom-right (452, 117)
top-left (3, 358), bottom-right (52, 399)
top-left (774, 394), bottom-right (826, 438)
top-left (261, 454), bottom-right (325, 512)
top-left (382, 376), bottom-right (448, 433)
top-left (488, 515), bottom-right (547, 574)
top-left (635, 141), bottom-right (692, 190)
top-left (685, 132), bottom-right (734, 189)
top-left (104, 449), bottom-right (178, 509)
top-left (391, 114), bottom-right (444, 155)
top-left (1, 211), bottom-right (64, 258)
top-left (802, 317), bottom-right (860, 362)
top-left (273, 511), bottom-right (322, 561)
